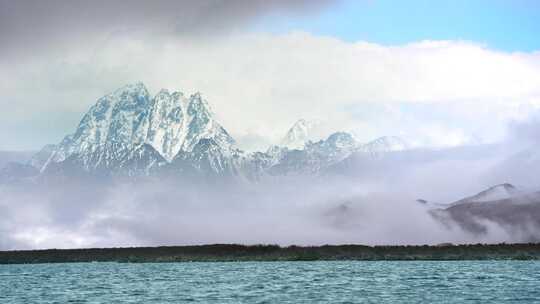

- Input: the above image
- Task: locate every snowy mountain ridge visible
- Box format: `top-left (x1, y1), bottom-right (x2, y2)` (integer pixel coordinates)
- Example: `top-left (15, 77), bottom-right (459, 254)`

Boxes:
top-left (14, 83), bottom-right (412, 180)
top-left (357, 136), bottom-right (409, 158)
top-left (280, 119), bottom-right (323, 149)
top-left (37, 83), bottom-right (235, 175)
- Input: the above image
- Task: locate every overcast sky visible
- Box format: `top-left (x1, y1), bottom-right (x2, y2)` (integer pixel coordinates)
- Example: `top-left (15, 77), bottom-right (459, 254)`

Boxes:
top-left (1, 0), bottom-right (540, 151)
top-left (2, 0), bottom-right (540, 250)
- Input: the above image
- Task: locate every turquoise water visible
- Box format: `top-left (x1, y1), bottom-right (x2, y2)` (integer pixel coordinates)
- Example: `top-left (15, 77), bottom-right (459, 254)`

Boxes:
top-left (1, 261), bottom-right (539, 303)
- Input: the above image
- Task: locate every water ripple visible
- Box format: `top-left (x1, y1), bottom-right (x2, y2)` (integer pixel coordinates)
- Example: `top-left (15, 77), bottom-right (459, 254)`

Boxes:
top-left (1, 261), bottom-right (539, 303)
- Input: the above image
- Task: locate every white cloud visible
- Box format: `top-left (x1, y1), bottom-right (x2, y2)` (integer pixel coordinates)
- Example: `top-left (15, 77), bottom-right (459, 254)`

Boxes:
top-left (1, 32), bottom-right (540, 150)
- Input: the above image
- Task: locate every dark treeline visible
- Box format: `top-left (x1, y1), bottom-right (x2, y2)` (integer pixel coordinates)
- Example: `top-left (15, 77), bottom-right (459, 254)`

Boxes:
top-left (1, 243), bottom-right (540, 264)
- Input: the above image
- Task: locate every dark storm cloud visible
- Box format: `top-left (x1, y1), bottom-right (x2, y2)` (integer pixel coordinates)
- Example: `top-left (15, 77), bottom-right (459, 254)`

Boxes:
top-left (0, 0), bottom-right (337, 58)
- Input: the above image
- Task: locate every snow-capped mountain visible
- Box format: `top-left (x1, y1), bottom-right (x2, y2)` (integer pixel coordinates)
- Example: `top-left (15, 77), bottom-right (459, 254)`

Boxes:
top-left (280, 119), bottom-right (321, 149)
top-left (357, 136), bottom-right (409, 158)
top-left (2, 83), bottom-right (416, 182)
top-left (276, 130), bottom-right (410, 175)
top-left (268, 132), bottom-right (358, 175)
top-left (37, 83), bottom-right (236, 177)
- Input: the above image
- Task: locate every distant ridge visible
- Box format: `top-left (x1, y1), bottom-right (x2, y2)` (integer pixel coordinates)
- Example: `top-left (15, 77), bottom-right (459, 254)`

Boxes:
top-left (450, 183), bottom-right (518, 206)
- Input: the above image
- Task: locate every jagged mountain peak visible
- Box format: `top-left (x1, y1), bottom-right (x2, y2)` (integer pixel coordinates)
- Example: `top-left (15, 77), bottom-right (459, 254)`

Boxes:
top-left (23, 83), bottom-right (418, 181)
top-left (122, 81), bottom-right (147, 91)
top-left (358, 136), bottom-right (409, 157)
top-left (325, 132), bottom-right (356, 149)
top-left (108, 82), bottom-right (151, 105)
top-left (39, 83), bottom-right (235, 174)
top-left (368, 136), bottom-right (408, 149)
top-left (153, 88), bottom-right (186, 100)
top-left (186, 93), bottom-right (212, 120)
top-left (268, 131), bottom-right (359, 176)
top-left (280, 119), bottom-right (322, 149)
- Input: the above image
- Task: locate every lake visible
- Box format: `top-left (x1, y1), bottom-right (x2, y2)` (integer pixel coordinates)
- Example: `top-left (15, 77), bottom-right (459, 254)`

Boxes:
top-left (1, 261), bottom-right (539, 303)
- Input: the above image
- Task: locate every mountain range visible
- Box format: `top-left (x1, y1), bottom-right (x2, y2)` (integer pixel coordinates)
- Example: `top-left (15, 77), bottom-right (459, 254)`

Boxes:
top-left (1, 83), bottom-right (409, 182)
top-left (2, 83), bottom-right (540, 242)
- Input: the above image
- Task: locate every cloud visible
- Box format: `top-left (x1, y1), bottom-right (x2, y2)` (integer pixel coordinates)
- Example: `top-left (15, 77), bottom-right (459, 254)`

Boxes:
top-left (2, 1), bottom-right (540, 251)
top-left (2, 32), bottom-right (540, 150)
top-left (0, 174), bottom-right (493, 250)
top-left (2, 121), bottom-right (539, 250)
top-left (507, 109), bottom-right (540, 144)
top-left (1, 140), bottom-right (536, 250)
top-left (0, 0), bottom-right (337, 60)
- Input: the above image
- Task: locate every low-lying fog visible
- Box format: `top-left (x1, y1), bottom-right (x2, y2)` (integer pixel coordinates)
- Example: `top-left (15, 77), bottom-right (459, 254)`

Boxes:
top-left (1, 116), bottom-right (540, 250)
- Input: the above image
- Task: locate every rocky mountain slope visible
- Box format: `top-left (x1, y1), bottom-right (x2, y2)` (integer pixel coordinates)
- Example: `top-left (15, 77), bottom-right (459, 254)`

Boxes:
top-left (449, 183), bottom-right (519, 206)
top-left (429, 183), bottom-right (540, 241)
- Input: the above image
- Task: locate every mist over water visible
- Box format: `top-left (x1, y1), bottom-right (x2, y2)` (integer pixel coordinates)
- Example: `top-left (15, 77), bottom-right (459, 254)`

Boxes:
top-left (1, 138), bottom-right (538, 250)
top-left (2, 109), bottom-right (540, 250)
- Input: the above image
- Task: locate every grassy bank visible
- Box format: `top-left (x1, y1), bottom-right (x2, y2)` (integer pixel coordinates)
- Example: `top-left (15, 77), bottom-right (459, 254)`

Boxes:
top-left (1, 243), bottom-right (539, 264)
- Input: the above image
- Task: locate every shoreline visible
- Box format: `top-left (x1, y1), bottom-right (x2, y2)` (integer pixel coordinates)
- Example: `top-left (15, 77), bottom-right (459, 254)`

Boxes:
top-left (1, 243), bottom-right (540, 264)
